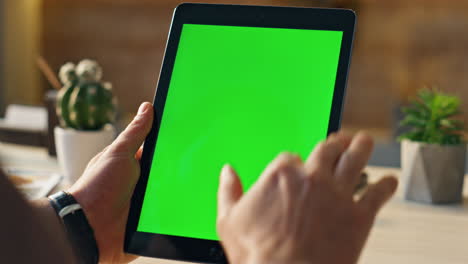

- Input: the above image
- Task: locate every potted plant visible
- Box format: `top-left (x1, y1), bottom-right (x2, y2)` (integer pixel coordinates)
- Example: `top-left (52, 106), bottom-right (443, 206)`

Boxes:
top-left (399, 88), bottom-right (466, 204)
top-left (54, 59), bottom-right (117, 183)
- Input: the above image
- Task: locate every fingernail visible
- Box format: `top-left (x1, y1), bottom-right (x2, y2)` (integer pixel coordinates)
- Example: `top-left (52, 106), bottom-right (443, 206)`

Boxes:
top-left (137, 102), bottom-right (151, 116)
top-left (221, 164), bottom-right (233, 182)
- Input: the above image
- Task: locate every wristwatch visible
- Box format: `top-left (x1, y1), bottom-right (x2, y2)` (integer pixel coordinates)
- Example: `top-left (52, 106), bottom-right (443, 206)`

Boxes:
top-left (48, 191), bottom-right (99, 264)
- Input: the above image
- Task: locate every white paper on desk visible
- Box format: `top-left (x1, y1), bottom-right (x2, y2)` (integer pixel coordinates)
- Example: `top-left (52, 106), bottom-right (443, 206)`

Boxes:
top-left (0, 104), bottom-right (47, 131)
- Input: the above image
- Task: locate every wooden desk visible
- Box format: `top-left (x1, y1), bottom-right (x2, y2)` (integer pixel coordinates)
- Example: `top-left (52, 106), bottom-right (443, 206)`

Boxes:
top-left (1, 143), bottom-right (467, 264)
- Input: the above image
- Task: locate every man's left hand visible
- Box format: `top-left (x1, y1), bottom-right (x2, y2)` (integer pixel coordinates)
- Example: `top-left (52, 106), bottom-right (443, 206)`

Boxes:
top-left (68, 102), bottom-right (153, 263)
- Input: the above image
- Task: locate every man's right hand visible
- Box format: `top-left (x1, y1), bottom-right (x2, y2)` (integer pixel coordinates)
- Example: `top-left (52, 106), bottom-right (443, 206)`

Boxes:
top-left (217, 132), bottom-right (398, 264)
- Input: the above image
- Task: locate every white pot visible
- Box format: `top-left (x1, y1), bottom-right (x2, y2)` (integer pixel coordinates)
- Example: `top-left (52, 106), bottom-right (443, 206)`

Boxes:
top-left (401, 139), bottom-right (467, 204)
top-left (54, 125), bottom-right (116, 184)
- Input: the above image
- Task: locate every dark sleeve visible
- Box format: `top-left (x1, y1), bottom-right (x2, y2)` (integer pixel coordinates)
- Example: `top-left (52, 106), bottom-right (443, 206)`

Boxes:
top-left (0, 169), bottom-right (76, 263)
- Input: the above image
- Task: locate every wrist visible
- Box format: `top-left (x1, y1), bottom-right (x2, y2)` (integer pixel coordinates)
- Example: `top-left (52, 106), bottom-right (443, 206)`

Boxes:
top-left (67, 187), bottom-right (99, 234)
top-left (67, 187), bottom-right (104, 258)
top-left (67, 187), bottom-right (89, 215)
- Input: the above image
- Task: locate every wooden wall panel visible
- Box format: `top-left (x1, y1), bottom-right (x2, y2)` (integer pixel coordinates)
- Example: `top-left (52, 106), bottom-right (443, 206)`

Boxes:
top-left (42, 0), bottom-right (316, 115)
top-left (344, 1), bottom-right (468, 130)
top-left (42, 0), bottom-right (468, 134)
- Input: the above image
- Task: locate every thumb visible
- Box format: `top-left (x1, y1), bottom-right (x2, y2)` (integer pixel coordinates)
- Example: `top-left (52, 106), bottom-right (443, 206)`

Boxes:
top-left (111, 102), bottom-right (154, 155)
top-left (217, 165), bottom-right (243, 221)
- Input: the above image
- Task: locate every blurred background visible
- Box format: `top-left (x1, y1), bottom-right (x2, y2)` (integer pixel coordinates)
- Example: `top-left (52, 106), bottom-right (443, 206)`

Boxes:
top-left (1, 0), bottom-right (468, 166)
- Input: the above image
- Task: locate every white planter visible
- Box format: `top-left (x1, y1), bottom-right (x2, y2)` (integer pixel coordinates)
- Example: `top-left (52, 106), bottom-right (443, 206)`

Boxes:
top-left (401, 140), bottom-right (466, 204)
top-left (54, 125), bottom-right (115, 184)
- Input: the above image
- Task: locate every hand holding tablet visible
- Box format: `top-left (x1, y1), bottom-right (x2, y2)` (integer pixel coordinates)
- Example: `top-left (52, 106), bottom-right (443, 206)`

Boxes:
top-left (217, 133), bottom-right (398, 264)
top-left (125, 3), bottom-right (357, 263)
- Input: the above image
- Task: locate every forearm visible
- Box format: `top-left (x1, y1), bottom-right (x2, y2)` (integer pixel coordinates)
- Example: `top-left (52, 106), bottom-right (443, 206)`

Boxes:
top-left (0, 171), bottom-right (76, 263)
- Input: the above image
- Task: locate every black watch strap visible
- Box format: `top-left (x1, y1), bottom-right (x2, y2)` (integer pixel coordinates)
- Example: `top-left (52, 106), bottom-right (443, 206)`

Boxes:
top-left (49, 191), bottom-right (99, 264)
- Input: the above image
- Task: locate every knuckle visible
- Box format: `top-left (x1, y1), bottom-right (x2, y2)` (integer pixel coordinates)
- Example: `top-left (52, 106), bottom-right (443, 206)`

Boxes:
top-left (276, 165), bottom-right (295, 180)
top-left (307, 170), bottom-right (327, 185)
top-left (276, 152), bottom-right (298, 162)
top-left (337, 151), bottom-right (357, 174)
top-left (314, 141), bottom-right (327, 153)
top-left (274, 152), bottom-right (300, 169)
top-left (109, 141), bottom-right (125, 153)
top-left (305, 165), bottom-right (320, 177)
top-left (305, 154), bottom-right (331, 176)
top-left (109, 140), bottom-right (131, 155)
top-left (131, 117), bottom-right (146, 128)
top-left (315, 143), bottom-right (336, 161)
top-left (303, 166), bottom-right (326, 183)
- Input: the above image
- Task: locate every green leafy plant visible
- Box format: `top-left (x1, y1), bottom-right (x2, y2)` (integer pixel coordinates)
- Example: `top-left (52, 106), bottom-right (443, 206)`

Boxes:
top-left (399, 88), bottom-right (465, 145)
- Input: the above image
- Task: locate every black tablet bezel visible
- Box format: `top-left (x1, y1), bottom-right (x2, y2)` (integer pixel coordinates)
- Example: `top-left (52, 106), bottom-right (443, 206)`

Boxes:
top-left (125, 3), bottom-right (356, 263)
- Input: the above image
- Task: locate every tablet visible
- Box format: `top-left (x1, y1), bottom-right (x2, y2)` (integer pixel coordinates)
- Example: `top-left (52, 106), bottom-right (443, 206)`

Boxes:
top-left (125, 3), bottom-right (355, 263)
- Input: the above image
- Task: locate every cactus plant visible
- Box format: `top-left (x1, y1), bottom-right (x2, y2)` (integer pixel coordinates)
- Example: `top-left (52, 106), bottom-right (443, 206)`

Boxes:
top-left (56, 59), bottom-right (116, 130)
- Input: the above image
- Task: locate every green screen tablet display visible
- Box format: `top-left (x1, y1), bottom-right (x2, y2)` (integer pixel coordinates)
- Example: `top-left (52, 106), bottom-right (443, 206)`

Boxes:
top-left (137, 24), bottom-right (343, 240)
